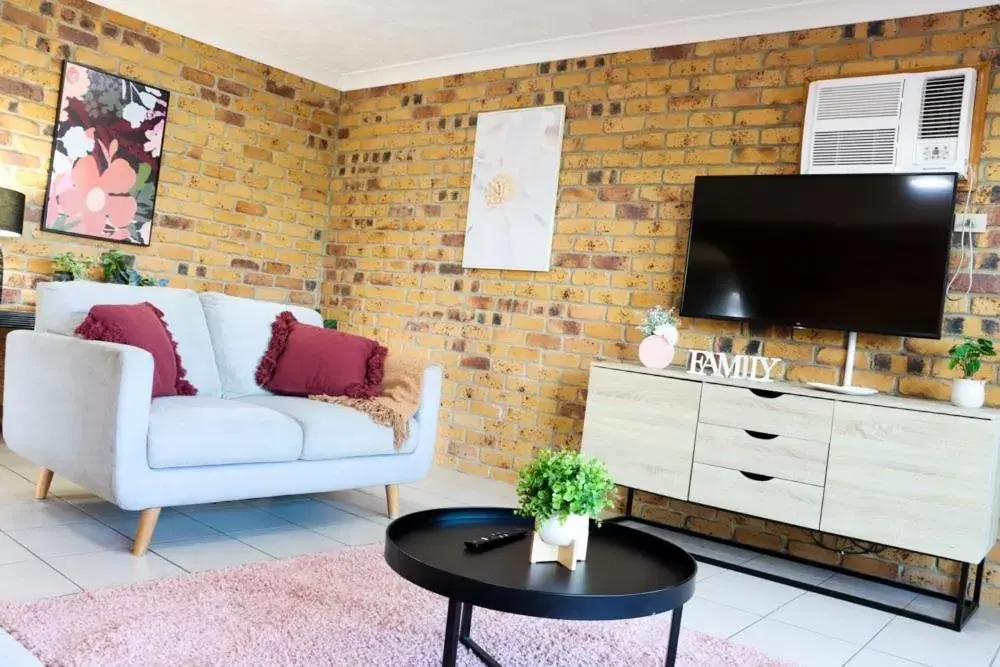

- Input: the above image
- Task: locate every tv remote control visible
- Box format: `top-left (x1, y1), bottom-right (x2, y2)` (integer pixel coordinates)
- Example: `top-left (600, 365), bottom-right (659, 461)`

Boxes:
top-left (464, 529), bottom-right (528, 553)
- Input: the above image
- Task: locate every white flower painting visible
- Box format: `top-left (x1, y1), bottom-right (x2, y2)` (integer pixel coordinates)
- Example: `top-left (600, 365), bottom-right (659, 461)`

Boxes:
top-left (462, 105), bottom-right (565, 271)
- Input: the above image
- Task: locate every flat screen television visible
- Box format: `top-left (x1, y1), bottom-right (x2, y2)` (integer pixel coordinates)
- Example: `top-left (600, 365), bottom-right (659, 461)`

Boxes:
top-left (680, 173), bottom-right (958, 339)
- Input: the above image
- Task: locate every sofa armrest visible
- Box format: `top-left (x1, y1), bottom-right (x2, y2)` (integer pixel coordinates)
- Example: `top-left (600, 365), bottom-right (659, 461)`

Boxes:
top-left (412, 365), bottom-right (443, 468)
top-left (3, 331), bottom-right (154, 503)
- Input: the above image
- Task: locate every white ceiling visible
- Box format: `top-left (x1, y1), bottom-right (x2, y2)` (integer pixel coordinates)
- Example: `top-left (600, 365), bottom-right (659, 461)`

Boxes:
top-left (94, 0), bottom-right (985, 91)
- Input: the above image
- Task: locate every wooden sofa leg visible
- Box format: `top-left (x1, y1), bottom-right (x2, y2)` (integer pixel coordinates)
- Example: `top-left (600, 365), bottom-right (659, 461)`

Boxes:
top-left (132, 508), bottom-right (161, 556)
top-left (34, 468), bottom-right (54, 499)
top-left (385, 484), bottom-right (400, 519)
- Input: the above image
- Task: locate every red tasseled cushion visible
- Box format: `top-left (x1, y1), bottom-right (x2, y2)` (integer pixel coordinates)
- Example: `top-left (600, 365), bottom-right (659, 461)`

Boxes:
top-left (255, 312), bottom-right (387, 398)
top-left (75, 302), bottom-right (197, 398)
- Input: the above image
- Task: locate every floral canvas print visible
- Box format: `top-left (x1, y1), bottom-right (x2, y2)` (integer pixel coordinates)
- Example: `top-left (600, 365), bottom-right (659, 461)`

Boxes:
top-left (41, 61), bottom-right (169, 246)
top-left (462, 105), bottom-right (565, 271)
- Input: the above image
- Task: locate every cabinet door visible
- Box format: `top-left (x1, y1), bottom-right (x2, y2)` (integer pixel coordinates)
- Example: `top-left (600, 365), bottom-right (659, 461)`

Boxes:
top-left (822, 402), bottom-right (1000, 562)
top-left (581, 366), bottom-right (701, 499)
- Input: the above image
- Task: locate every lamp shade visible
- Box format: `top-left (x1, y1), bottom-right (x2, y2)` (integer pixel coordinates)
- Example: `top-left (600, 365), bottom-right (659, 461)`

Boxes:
top-left (0, 187), bottom-right (24, 238)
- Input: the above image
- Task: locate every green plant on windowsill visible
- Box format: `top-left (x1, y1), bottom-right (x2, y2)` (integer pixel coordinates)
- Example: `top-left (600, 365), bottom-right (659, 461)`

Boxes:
top-left (515, 448), bottom-right (615, 524)
top-left (51, 252), bottom-right (92, 282)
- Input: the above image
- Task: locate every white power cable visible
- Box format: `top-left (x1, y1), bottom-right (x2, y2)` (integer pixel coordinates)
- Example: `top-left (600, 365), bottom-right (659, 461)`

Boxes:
top-left (946, 175), bottom-right (976, 301)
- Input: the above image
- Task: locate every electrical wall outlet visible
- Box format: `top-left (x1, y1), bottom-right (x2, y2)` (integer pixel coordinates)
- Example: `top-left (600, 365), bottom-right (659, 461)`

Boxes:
top-left (954, 213), bottom-right (988, 232)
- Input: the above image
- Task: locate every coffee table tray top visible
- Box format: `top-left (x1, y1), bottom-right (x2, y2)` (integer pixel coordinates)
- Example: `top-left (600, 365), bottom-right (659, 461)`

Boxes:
top-left (384, 507), bottom-right (697, 621)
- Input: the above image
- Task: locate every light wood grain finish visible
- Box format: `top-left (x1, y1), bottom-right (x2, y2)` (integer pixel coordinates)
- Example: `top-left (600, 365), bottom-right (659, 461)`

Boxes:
top-left (694, 423), bottom-right (828, 486)
top-left (581, 366), bottom-right (701, 500)
top-left (385, 484), bottom-right (400, 519)
top-left (688, 462), bottom-right (823, 528)
top-left (34, 468), bottom-right (54, 500)
top-left (593, 361), bottom-right (1000, 420)
top-left (699, 383), bottom-right (834, 442)
top-left (823, 403), bottom-right (1000, 562)
top-left (131, 508), bottom-right (161, 557)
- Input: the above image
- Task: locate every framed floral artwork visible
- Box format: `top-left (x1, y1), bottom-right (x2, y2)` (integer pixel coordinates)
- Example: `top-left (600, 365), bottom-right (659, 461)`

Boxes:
top-left (462, 105), bottom-right (565, 271)
top-left (41, 61), bottom-right (169, 246)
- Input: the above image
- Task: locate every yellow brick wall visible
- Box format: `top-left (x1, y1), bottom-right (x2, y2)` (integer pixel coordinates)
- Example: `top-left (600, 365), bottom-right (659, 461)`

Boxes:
top-left (0, 0), bottom-right (339, 307)
top-left (329, 7), bottom-right (1000, 602)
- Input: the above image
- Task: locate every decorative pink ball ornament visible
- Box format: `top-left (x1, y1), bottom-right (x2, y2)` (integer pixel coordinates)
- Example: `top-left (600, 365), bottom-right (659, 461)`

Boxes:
top-left (639, 335), bottom-right (675, 369)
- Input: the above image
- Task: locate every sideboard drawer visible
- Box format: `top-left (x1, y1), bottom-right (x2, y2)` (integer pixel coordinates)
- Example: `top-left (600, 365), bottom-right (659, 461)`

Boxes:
top-left (699, 384), bottom-right (834, 443)
top-left (694, 423), bottom-right (828, 486)
top-left (688, 462), bottom-right (823, 528)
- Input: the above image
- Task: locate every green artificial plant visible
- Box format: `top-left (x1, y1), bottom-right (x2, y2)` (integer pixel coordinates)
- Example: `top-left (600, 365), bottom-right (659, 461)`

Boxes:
top-left (515, 448), bottom-right (615, 523)
top-left (638, 306), bottom-right (679, 337)
top-left (100, 249), bottom-right (167, 287)
top-left (948, 337), bottom-right (996, 379)
top-left (51, 252), bottom-right (92, 280)
top-left (100, 249), bottom-right (132, 284)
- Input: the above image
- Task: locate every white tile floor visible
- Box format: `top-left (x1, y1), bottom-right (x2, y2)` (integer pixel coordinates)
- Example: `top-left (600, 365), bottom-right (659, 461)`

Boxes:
top-left (0, 444), bottom-right (995, 667)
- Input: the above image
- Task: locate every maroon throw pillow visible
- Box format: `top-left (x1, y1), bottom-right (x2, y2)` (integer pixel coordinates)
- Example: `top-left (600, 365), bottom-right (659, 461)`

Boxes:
top-left (255, 312), bottom-right (387, 398)
top-left (75, 302), bottom-right (197, 398)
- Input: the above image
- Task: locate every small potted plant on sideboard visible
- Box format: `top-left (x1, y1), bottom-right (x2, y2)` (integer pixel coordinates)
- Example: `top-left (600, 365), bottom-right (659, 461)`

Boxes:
top-left (50, 252), bottom-right (92, 282)
top-left (637, 305), bottom-right (680, 369)
top-left (516, 448), bottom-right (614, 555)
top-left (948, 337), bottom-right (995, 409)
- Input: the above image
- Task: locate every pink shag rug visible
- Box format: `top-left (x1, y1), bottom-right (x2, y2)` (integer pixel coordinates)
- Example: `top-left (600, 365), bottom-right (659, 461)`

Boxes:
top-left (0, 545), bottom-right (794, 666)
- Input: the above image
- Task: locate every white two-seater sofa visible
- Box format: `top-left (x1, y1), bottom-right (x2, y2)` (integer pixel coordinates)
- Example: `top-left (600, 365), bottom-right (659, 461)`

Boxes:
top-left (2, 282), bottom-right (442, 555)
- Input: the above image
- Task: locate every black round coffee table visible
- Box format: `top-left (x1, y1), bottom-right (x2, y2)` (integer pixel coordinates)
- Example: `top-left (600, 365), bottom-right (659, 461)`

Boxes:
top-left (384, 507), bottom-right (697, 667)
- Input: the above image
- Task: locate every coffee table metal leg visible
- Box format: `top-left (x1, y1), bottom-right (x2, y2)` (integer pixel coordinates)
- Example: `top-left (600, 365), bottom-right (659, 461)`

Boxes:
top-left (664, 606), bottom-right (683, 667)
top-left (442, 598), bottom-right (462, 667)
top-left (457, 603), bottom-right (503, 667)
top-left (460, 601), bottom-right (473, 639)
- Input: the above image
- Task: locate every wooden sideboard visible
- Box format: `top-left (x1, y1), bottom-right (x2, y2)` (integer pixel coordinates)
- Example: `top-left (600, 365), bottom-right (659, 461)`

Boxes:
top-left (582, 361), bottom-right (1000, 567)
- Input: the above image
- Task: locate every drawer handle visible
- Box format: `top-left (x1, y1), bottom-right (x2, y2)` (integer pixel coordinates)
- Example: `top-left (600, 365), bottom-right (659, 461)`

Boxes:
top-left (740, 471), bottom-right (774, 482)
top-left (749, 388), bottom-right (783, 399)
top-left (744, 430), bottom-right (778, 440)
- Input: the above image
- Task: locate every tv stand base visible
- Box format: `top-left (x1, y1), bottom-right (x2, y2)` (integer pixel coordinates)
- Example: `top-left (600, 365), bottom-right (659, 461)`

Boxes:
top-left (804, 331), bottom-right (878, 395)
top-left (806, 381), bottom-right (878, 396)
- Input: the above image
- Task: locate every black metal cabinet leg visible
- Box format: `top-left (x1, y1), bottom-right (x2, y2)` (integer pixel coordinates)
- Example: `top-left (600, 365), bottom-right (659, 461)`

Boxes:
top-left (460, 602), bottom-right (473, 638)
top-left (953, 563), bottom-right (971, 630)
top-left (443, 598), bottom-right (462, 667)
top-left (665, 606), bottom-right (683, 667)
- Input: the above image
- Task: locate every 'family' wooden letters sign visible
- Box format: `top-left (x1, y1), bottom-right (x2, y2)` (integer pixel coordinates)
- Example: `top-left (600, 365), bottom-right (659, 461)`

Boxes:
top-left (687, 351), bottom-right (781, 383)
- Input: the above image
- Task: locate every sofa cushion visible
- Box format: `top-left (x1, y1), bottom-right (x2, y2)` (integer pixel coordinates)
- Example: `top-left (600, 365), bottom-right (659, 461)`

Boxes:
top-left (239, 396), bottom-right (418, 460)
top-left (36, 282), bottom-right (222, 397)
top-left (199, 292), bottom-right (322, 398)
top-left (256, 312), bottom-right (387, 398)
top-left (76, 302), bottom-right (197, 398)
top-left (147, 396), bottom-right (303, 469)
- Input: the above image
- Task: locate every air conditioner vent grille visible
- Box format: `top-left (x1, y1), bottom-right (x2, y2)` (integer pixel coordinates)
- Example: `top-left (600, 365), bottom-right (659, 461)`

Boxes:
top-left (815, 81), bottom-right (904, 120)
top-left (918, 75), bottom-right (965, 139)
top-left (810, 129), bottom-right (897, 167)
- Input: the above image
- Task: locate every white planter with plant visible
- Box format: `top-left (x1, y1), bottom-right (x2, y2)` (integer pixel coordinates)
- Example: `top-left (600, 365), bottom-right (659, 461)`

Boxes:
top-left (948, 337), bottom-right (995, 409)
top-left (637, 306), bottom-right (679, 369)
top-left (516, 448), bottom-right (614, 561)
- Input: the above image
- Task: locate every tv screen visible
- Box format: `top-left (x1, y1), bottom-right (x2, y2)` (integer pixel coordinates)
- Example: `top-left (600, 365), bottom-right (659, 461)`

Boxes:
top-left (680, 173), bottom-right (957, 339)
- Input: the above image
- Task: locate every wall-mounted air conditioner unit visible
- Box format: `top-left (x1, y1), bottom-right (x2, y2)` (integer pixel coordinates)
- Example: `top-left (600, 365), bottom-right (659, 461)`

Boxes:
top-left (801, 67), bottom-right (978, 176)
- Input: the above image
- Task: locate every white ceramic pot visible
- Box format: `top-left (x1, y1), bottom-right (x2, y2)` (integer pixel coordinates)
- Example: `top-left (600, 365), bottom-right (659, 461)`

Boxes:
top-left (654, 323), bottom-right (679, 346)
top-left (537, 514), bottom-right (589, 547)
top-left (951, 378), bottom-right (985, 409)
